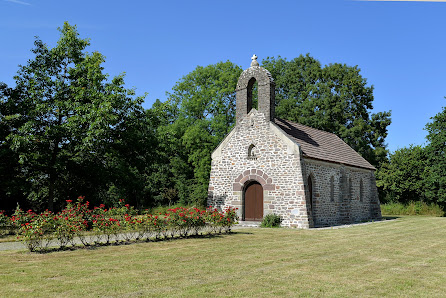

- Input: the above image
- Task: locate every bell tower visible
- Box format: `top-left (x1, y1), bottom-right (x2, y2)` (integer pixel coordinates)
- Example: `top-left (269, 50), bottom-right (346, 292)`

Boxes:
top-left (235, 55), bottom-right (275, 125)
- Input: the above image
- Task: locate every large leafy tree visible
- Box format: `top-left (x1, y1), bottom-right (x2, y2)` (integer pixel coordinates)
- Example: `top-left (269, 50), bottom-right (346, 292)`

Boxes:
top-left (1, 22), bottom-right (148, 210)
top-left (423, 102), bottom-right (446, 206)
top-left (161, 61), bottom-right (242, 206)
top-left (375, 145), bottom-right (427, 204)
top-left (0, 83), bottom-right (29, 210)
top-left (262, 55), bottom-right (391, 167)
top-left (375, 101), bottom-right (446, 207)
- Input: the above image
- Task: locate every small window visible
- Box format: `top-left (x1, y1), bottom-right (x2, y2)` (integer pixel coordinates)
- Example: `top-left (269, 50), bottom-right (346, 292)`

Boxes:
top-left (360, 179), bottom-right (364, 202)
top-left (330, 176), bottom-right (334, 202)
top-left (247, 144), bottom-right (257, 160)
top-left (308, 175), bottom-right (314, 210)
top-left (349, 178), bottom-right (353, 200)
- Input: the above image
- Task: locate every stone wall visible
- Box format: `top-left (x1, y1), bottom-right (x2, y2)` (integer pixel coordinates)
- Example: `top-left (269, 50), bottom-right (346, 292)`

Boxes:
top-left (303, 159), bottom-right (382, 227)
top-left (208, 109), bottom-right (311, 228)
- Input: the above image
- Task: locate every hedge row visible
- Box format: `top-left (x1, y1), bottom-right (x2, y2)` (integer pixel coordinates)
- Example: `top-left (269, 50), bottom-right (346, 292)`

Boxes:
top-left (1, 197), bottom-right (238, 252)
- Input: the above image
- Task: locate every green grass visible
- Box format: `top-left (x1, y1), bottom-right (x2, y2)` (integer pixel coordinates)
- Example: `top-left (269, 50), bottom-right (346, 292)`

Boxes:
top-left (1, 216), bottom-right (446, 297)
top-left (381, 201), bottom-right (444, 216)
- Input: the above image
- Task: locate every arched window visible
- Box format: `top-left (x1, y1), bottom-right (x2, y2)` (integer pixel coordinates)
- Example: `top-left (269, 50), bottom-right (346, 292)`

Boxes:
top-left (247, 144), bottom-right (257, 160)
top-left (247, 77), bottom-right (258, 112)
top-left (349, 177), bottom-right (353, 200)
top-left (308, 175), bottom-right (314, 210)
top-left (360, 179), bottom-right (364, 202)
top-left (330, 176), bottom-right (335, 202)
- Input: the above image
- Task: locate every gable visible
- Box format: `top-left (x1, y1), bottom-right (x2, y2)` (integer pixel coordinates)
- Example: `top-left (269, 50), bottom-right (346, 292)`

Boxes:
top-left (274, 118), bottom-right (375, 171)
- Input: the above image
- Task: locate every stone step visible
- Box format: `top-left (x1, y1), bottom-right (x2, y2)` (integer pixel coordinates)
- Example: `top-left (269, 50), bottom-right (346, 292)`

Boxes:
top-left (236, 221), bottom-right (261, 227)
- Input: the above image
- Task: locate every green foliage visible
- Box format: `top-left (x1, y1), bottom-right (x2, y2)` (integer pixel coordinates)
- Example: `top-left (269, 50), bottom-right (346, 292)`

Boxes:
top-left (376, 100), bottom-right (446, 208)
top-left (0, 84), bottom-right (29, 211)
top-left (205, 207), bottom-right (239, 233)
top-left (260, 213), bottom-right (282, 228)
top-left (376, 145), bottom-right (426, 204)
top-left (424, 103), bottom-right (446, 206)
top-left (380, 201), bottom-right (444, 217)
top-left (156, 61), bottom-right (242, 206)
top-left (13, 200), bottom-right (238, 252)
top-left (262, 55), bottom-right (391, 167)
top-left (0, 22), bottom-right (155, 210)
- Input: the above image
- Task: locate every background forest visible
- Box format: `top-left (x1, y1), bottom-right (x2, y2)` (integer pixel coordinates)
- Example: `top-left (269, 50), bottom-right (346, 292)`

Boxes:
top-left (0, 23), bottom-right (445, 213)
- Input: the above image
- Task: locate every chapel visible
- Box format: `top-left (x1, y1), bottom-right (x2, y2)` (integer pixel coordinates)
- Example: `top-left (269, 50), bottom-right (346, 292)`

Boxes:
top-left (207, 55), bottom-right (382, 228)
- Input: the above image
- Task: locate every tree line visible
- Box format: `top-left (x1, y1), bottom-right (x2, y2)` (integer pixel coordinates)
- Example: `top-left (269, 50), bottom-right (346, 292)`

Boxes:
top-left (376, 106), bottom-right (446, 207)
top-left (0, 22), bottom-right (443, 212)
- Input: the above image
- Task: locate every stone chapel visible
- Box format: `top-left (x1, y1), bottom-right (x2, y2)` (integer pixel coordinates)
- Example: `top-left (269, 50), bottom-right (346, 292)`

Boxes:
top-left (207, 55), bottom-right (382, 228)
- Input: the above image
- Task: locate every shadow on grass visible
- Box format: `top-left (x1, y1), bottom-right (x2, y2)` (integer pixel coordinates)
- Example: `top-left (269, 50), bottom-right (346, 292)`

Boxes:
top-left (33, 230), bottom-right (249, 254)
top-left (382, 216), bottom-right (400, 220)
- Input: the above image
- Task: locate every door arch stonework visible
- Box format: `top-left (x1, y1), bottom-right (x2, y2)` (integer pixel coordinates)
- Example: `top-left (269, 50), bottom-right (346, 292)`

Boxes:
top-left (233, 169), bottom-right (275, 191)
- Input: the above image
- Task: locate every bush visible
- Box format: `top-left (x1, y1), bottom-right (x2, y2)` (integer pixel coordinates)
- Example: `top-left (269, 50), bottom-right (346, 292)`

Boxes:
top-left (261, 214), bottom-right (282, 228)
top-left (15, 199), bottom-right (239, 252)
top-left (381, 201), bottom-right (444, 217)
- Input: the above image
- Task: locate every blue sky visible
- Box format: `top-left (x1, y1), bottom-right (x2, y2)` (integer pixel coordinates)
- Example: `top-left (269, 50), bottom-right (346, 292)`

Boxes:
top-left (1, 0), bottom-right (445, 153)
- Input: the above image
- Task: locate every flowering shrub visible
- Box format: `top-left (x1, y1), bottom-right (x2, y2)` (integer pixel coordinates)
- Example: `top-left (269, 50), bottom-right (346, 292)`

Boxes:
top-left (54, 201), bottom-right (84, 247)
top-left (121, 215), bottom-right (139, 242)
top-left (205, 206), bottom-right (239, 233)
top-left (14, 199), bottom-right (239, 252)
top-left (167, 207), bottom-right (193, 237)
top-left (188, 208), bottom-right (207, 235)
top-left (11, 206), bottom-right (37, 230)
top-left (17, 216), bottom-right (47, 252)
top-left (220, 207), bottom-right (239, 233)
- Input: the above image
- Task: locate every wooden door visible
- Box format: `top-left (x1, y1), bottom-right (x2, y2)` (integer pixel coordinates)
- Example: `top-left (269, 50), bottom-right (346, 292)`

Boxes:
top-left (244, 182), bottom-right (263, 221)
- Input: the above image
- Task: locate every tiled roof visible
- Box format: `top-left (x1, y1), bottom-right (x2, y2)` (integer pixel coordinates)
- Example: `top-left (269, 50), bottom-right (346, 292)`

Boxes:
top-left (274, 118), bottom-right (376, 170)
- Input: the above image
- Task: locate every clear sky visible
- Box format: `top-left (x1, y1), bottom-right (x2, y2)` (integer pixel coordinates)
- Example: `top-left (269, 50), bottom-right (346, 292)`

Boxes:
top-left (1, 0), bottom-right (445, 153)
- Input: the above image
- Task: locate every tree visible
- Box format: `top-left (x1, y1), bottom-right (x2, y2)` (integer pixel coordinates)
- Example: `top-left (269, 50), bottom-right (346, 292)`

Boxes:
top-left (375, 145), bottom-right (427, 204)
top-left (0, 83), bottom-right (30, 211)
top-left (1, 22), bottom-right (148, 210)
top-left (262, 55), bottom-right (391, 167)
top-left (161, 61), bottom-right (242, 206)
top-left (423, 102), bottom-right (446, 206)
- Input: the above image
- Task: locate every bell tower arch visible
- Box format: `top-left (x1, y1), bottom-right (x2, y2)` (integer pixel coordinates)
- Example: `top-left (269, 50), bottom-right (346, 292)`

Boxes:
top-left (236, 55), bottom-right (275, 124)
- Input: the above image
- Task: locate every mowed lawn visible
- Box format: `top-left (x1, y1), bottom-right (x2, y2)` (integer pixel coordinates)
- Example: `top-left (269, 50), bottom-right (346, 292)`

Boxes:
top-left (1, 216), bottom-right (445, 297)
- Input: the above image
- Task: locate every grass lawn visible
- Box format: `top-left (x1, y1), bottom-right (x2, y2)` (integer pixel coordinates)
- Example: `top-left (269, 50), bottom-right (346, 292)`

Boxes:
top-left (1, 216), bottom-right (445, 297)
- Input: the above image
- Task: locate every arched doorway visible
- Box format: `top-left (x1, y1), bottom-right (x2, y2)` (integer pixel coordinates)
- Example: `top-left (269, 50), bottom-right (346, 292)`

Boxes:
top-left (244, 181), bottom-right (263, 221)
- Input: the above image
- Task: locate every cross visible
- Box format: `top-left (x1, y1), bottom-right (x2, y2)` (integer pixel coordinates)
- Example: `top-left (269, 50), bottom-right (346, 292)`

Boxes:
top-left (251, 54), bottom-right (258, 62)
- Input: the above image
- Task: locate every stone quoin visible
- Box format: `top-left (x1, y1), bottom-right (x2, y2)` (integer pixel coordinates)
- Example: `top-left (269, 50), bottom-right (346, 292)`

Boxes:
top-left (207, 55), bottom-right (382, 228)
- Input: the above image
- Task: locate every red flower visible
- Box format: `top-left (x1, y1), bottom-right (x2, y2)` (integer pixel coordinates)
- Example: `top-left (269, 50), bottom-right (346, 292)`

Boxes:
top-left (66, 200), bottom-right (72, 203)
